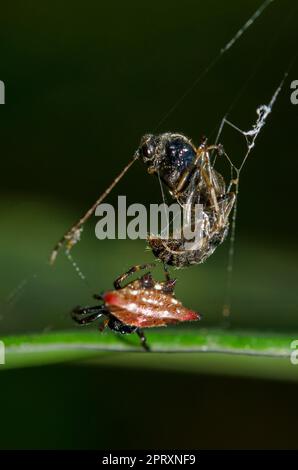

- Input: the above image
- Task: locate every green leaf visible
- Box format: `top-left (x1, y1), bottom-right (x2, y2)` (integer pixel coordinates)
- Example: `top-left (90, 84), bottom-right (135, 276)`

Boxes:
top-left (1, 329), bottom-right (298, 382)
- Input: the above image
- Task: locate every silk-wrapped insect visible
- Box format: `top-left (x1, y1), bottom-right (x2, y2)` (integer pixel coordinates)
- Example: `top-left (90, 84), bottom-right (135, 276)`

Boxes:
top-left (139, 133), bottom-right (235, 266)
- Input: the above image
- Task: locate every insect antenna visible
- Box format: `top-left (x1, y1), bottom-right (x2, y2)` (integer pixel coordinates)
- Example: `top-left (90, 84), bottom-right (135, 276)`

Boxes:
top-left (50, 151), bottom-right (139, 265)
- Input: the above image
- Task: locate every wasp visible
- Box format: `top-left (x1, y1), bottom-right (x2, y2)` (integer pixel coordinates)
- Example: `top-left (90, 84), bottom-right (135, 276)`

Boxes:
top-left (50, 133), bottom-right (235, 268)
top-left (71, 263), bottom-right (200, 351)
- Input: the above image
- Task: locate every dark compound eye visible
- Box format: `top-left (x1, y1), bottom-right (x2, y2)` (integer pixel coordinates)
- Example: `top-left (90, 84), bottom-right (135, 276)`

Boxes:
top-left (141, 143), bottom-right (155, 160)
top-left (141, 145), bottom-right (150, 158)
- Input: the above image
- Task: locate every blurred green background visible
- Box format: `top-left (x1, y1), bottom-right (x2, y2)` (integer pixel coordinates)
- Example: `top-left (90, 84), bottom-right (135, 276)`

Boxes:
top-left (0, 0), bottom-right (298, 449)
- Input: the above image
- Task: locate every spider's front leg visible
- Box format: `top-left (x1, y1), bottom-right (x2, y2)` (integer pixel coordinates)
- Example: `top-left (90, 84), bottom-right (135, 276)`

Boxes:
top-left (113, 263), bottom-right (156, 289)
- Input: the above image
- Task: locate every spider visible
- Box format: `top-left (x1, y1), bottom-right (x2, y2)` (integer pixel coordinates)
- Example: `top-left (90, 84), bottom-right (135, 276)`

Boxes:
top-left (71, 263), bottom-right (200, 351)
top-left (50, 133), bottom-right (235, 268)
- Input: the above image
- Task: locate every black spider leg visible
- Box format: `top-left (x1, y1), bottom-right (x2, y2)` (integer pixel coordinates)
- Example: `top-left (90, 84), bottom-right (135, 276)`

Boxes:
top-left (71, 305), bottom-right (107, 325)
top-left (136, 329), bottom-right (150, 352)
top-left (161, 263), bottom-right (177, 294)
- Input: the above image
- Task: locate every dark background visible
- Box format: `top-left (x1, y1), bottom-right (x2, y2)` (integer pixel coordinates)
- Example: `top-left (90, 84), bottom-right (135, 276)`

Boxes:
top-left (0, 0), bottom-right (297, 449)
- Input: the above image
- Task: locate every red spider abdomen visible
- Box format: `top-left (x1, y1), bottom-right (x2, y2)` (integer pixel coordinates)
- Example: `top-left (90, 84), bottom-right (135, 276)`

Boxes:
top-left (102, 288), bottom-right (200, 328)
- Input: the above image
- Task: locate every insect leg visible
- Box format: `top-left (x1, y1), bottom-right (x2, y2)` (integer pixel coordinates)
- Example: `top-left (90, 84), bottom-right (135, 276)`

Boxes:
top-left (71, 305), bottom-right (107, 325)
top-left (136, 329), bottom-right (150, 352)
top-left (173, 147), bottom-right (205, 196)
top-left (113, 263), bottom-right (156, 290)
top-left (50, 152), bottom-right (139, 265)
top-left (222, 192), bottom-right (236, 221)
top-left (200, 149), bottom-right (223, 213)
